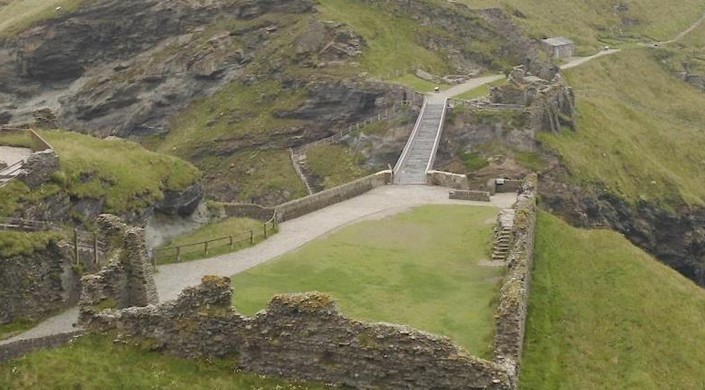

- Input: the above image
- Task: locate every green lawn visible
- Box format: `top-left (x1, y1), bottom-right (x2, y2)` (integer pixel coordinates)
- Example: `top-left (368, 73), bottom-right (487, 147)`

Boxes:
top-left (521, 212), bottom-right (705, 389)
top-left (232, 205), bottom-right (503, 357)
top-left (0, 334), bottom-right (326, 389)
top-left (155, 217), bottom-right (273, 264)
top-left (539, 48), bottom-right (705, 206)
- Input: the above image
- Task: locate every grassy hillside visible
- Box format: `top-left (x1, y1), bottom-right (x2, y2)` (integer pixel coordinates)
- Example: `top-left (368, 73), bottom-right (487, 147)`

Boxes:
top-left (539, 48), bottom-right (705, 206)
top-left (232, 205), bottom-right (503, 357)
top-left (521, 212), bottom-right (705, 389)
top-left (0, 334), bottom-right (325, 389)
top-left (0, 0), bottom-right (85, 39)
top-left (0, 130), bottom-right (201, 216)
top-left (462, 0), bottom-right (705, 51)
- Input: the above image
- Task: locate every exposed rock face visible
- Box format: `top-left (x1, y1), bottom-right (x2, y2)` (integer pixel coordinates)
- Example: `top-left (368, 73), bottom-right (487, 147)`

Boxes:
top-left (82, 275), bottom-right (512, 389)
top-left (155, 183), bottom-right (204, 216)
top-left (1, 0), bottom-right (315, 135)
top-left (0, 240), bottom-right (77, 325)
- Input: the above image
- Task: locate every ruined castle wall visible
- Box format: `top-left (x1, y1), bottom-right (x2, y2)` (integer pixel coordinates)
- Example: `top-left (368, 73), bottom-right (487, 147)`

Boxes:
top-left (0, 241), bottom-right (77, 325)
top-left (218, 203), bottom-right (275, 222)
top-left (275, 170), bottom-right (391, 222)
top-left (84, 277), bottom-right (512, 389)
top-left (492, 174), bottom-right (538, 381)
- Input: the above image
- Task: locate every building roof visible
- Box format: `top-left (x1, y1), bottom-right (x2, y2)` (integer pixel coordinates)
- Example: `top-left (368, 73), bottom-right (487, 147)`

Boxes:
top-left (541, 37), bottom-right (574, 47)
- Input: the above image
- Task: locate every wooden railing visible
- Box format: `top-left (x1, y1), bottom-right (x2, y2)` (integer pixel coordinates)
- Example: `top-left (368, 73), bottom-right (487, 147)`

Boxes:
top-left (0, 217), bottom-right (51, 232)
top-left (152, 216), bottom-right (278, 265)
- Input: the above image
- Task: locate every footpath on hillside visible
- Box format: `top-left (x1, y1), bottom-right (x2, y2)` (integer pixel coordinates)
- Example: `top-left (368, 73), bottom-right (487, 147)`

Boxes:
top-left (1, 186), bottom-right (516, 344)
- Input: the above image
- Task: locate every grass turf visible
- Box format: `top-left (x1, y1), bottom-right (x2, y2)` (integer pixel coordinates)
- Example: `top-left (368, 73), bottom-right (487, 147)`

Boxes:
top-left (0, 334), bottom-right (326, 389)
top-left (155, 217), bottom-right (273, 264)
top-left (520, 212), bottom-right (705, 389)
top-left (40, 130), bottom-right (201, 214)
top-left (231, 205), bottom-right (503, 357)
top-left (305, 144), bottom-right (371, 190)
top-left (0, 0), bottom-right (86, 39)
top-left (539, 48), bottom-right (705, 206)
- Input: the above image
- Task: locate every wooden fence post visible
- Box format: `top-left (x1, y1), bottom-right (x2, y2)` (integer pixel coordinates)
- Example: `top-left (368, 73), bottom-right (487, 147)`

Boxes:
top-left (264, 223), bottom-right (268, 239)
top-left (229, 236), bottom-right (234, 251)
top-left (205, 241), bottom-right (209, 256)
top-left (250, 230), bottom-right (254, 244)
top-left (176, 247), bottom-right (181, 263)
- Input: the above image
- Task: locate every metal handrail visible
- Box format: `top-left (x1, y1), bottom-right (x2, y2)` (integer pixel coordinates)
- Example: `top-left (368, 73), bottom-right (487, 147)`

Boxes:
top-left (393, 98), bottom-right (428, 178)
top-left (425, 98), bottom-right (448, 173)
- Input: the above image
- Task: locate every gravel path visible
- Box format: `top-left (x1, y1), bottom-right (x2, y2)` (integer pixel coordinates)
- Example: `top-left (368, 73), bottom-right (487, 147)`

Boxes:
top-left (0, 146), bottom-right (32, 167)
top-left (1, 185), bottom-right (515, 344)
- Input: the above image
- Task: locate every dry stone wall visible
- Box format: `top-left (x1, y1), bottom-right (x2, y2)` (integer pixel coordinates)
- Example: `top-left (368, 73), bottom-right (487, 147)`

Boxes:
top-left (492, 174), bottom-right (538, 380)
top-left (78, 176), bottom-right (539, 389)
top-left (0, 331), bottom-right (84, 363)
top-left (426, 170), bottom-right (470, 190)
top-left (0, 240), bottom-right (77, 325)
top-left (83, 276), bottom-right (512, 389)
top-left (275, 170), bottom-right (391, 222)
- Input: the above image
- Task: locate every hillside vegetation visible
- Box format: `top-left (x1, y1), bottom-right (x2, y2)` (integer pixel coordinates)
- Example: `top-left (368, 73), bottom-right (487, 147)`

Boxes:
top-left (462, 0), bottom-right (705, 51)
top-left (521, 212), bottom-right (705, 388)
top-left (0, 0), bottom-right (85, 39)
top-left (0, 130), bottom-right (201, 217)
top-left (232, 205), bottom-right (503, 357)
top-left (539, 48), bottom-right (705, 206)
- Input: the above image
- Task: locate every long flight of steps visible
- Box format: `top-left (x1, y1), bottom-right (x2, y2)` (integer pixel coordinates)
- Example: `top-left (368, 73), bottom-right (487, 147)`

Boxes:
top-left (393, 99), bottom-right (447, 184)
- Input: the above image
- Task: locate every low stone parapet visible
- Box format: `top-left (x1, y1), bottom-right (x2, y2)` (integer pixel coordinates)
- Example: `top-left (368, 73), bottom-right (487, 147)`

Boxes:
top-left (449, 189), bottom-right (491, 202)
top-left (426, 170), bottom-right (470, 190)
top-left (275, 170), bottom-right (391, 222)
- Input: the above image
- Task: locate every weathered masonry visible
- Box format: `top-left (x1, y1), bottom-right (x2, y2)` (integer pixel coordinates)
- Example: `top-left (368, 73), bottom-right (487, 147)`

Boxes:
top-left (77, 175), bottom-right (538, 389)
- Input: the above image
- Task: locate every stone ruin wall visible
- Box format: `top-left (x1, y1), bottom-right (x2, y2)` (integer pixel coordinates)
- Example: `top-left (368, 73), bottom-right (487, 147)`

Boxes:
top-left (78, 176), bottom-right (539, 389)
top-left (78, 214), bottom-right (158, 326)
top-left (492, 173), bottom-right (538, 379)
top-left (0, 240), bottom-right (77, 325)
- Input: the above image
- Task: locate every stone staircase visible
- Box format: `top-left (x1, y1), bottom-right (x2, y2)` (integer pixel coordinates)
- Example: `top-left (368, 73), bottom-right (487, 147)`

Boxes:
top-left (492, 209), bottom-right (515, 262)
top-left (393, 99), bottom-right (448, 184)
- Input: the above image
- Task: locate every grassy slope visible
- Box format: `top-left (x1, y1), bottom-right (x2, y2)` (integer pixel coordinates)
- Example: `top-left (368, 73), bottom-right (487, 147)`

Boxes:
top-left (0, 0), bottom-right (86, 39)
top-left (0, 334), bottom-right (326, 389)
top-left (0, 231), bottom-right (62, 258)
top-left (521, 212), bottom-right (705, 389)
top-left (462, 0), bottom-right (705, 51)
top-left (538, 49), bottom-right (705, 206)
top-left (232, 205), bottom-right (503, 356)
top-left (305, 144), bottom-right (371, 189)
top-left (42, 130), bottom-right (201, 214)
top-left (316, 0), bottom-right (451, 76)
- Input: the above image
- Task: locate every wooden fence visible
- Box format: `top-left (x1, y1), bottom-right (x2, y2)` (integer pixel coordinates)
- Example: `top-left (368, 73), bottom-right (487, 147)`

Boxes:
top-left (0, 217), bottom-right (51, 232)
top-left (152, 217), bottom-right (278, 265)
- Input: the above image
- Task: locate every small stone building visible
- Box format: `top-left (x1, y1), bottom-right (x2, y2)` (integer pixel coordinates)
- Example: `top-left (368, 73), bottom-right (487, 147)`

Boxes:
top-left (541, 37), bottom-right (575, 59)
